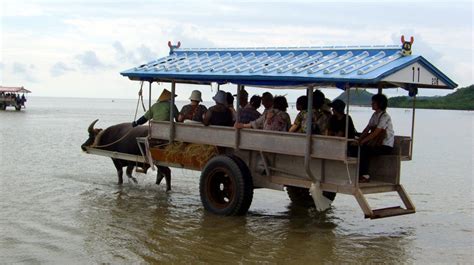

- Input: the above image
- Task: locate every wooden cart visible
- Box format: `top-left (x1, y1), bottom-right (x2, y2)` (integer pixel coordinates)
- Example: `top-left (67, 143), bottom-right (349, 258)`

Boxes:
top-left (85, 40), bottom-right (457, 219)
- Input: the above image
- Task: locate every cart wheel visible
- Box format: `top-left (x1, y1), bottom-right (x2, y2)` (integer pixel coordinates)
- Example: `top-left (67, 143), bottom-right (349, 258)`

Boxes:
top-left (0, 104), bottom-right (5, 110)
top-left (15, 105), bottom-right (21, 111)
top-left (199, 155), bottom-right (253, 216)
top-left (286, 186), bottom-right (336, 207)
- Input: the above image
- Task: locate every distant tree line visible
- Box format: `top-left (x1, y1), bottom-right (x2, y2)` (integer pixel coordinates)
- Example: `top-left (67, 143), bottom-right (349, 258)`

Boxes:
top-left (388, 85), bottom-right (474, 110)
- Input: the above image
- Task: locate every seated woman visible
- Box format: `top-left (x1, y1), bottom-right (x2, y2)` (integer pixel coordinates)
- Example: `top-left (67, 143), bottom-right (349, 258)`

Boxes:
top-left (312, 90), bottom-right (331, 135)
top-left (203, 90), bottom-right (234, 127)
top-left (289, 95), bottom-right (308, 133)
top-left (357, 94), bottom-right (394, 182)
top-left (235, 96), bottom-right (291, 132)
top-left (178, 90), bottom-right (207, 123)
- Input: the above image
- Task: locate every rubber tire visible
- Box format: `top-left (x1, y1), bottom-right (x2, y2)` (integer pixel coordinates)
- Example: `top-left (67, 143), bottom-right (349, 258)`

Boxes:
top-left (199, 155), bottom-right (253, 216)
top-left (0, 104), bottom-right (5, 110)
top-left (286, 186), bottom-right (336, 207)
top-left (15, 105), bottom-right (21, 111)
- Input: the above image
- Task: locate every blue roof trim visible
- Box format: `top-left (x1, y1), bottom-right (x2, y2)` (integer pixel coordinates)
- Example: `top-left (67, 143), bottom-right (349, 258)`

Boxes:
top-left (121, 46), bottom-right (457, 89)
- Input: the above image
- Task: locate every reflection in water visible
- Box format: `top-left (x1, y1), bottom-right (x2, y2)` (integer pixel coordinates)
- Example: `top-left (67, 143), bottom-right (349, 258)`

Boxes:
top-left (78, 181), bottom-right (414, 264)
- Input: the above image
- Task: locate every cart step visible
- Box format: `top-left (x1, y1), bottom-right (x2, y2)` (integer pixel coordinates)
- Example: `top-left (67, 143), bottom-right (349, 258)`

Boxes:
top-left (367, 206), bottom-right (415, 219)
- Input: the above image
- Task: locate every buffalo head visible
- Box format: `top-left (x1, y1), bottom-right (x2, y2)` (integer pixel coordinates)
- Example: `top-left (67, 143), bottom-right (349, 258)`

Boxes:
top-left (81, 119), bottom-right (102, 151)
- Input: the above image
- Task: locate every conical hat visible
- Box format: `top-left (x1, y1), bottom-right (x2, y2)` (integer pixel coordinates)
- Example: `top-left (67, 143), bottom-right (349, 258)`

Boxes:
top-left (158, 89), bottom-right (177, 102)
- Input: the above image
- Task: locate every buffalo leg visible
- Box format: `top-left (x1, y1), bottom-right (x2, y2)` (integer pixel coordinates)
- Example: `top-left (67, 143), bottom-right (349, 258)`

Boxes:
top-left (112, 159), bottom-right (124, 185)
top-left (156, 166), bottom-right (171, 191)
top-left (126, 165), bottom-right (138, 184)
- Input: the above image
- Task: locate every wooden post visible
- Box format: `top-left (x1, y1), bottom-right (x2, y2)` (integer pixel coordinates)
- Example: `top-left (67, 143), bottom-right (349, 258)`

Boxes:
top-left (304, 86), bottom-right (316, 182)
top-left (410, 94), bottom-right (416, 159)
top-left (148, 81), bottom-right (152, 137)
top-left (235, 84), bottom-right (242, 150)
top-left (170, 81), bottom-right (176, 142)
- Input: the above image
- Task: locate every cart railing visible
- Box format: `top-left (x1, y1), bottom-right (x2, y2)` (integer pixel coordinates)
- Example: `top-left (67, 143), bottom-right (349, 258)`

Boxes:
top-left (150, 121), bottom-right (412, 161)
top-left (150, 121), bottom-right (350, 161)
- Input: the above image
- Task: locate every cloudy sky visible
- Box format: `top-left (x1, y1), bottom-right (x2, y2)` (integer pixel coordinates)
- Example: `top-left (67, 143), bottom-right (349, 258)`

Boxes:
top-left (1, 0), bottom-right (472, 100)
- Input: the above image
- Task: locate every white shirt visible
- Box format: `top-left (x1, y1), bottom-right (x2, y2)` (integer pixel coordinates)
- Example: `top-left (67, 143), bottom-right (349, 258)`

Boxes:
top-left (368, 111), bottom-right (394, 147)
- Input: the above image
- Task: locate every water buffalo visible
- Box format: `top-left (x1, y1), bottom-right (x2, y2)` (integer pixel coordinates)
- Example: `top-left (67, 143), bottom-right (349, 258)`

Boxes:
top-left (81, 119), bottom-right (171, 190)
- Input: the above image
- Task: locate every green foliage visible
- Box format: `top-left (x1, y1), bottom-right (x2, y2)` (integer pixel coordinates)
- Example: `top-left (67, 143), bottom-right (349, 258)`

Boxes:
top-left (388, 85), bottom-right (474, 110)
top-left (335, 89), bottom-right (374, 106)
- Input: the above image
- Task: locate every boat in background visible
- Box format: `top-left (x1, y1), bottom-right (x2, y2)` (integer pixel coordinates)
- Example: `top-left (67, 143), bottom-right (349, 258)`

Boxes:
top-left (0, 86), bottom-right (31, 111)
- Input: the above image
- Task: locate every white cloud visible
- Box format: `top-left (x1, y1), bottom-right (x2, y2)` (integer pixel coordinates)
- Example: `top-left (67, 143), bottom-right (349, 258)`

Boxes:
top-left (75, 51), bottom-right (106, 70)
top-left (50, 62), bottom-right (75, 77)
top-left (11, 62), bottom-right (38, 82)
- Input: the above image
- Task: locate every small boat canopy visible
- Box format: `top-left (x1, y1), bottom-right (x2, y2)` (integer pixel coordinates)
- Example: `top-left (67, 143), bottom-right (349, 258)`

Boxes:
top-left (121, 42), bottom-right (457, 90)
top-left (0, 86), bottom-right (31, 93)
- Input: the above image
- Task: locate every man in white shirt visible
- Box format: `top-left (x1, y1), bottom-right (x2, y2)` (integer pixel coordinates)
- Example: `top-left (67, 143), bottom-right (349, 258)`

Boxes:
top-left (357, 94), bottom-right (394, 182)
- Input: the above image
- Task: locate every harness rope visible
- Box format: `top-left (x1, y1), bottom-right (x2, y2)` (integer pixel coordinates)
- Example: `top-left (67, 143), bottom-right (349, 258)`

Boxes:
top-left (92, 82), bottom-right (147, 149)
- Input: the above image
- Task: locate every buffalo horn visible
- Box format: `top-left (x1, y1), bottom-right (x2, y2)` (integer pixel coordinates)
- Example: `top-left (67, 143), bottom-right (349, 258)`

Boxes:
top-left (88, 119), bottom-right (99, 133)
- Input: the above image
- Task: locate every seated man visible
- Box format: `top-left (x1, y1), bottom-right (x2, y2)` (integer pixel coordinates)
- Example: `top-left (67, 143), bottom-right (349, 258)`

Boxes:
top-left (238, 95), bottom-right (261, 123)
top-left (132, 89), bottom-right (179, 126)
top-left (328, 99), bottom-right (356, 138)
top-left (261, 92), bottom-right (274, 115)
top-left (328, 99), bottom-right (358, 157)
top-left (357, 94), bottom-right (394, 182)
top-left (203, 90), bottom-right (234, 127)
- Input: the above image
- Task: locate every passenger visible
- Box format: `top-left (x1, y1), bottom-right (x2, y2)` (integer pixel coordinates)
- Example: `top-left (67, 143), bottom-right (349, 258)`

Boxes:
top-left (289, 95), bottom-right (308, 133)
top-left (21, 94), bottom-right (26, 105)
top-left (234, 88), bottom-right (249, 109)
top-left (328, 99), bottom-right (356, 138)
top-left (203, 90), bottom-right (234, 127)
top-left (261, 92), bottom-right (274, 115)
top-left (357, 94), bottom-right (394, 182)
top-left (328, 99), bottom-right (358, 157)
top-left (235, 96), bottom-right (291, 132)
top-left (238, 95), bottom-right (261, 123)
top-left (312, 90), bottom-right (331, 135)
top-left (132, 89), bottom-right (179, 127)
top-left (226, 92), bottom-right (237, 121)
top-left (177, 90), bottom-right (207, 123)
top-left (322, 98), bottom-right (332, 115)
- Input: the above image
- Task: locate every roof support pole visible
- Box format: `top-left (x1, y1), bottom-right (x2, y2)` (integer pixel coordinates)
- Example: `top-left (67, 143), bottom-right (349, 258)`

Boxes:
top-left (304, 86), bottom-right (317, 182)
top-left (148, 81), bottom-right (152, 111)
top-left (345, 84), bottom-right (351, 144)
top-left (235, 84), bottom-right (242, 150)
top-left (410, 94), bottom-right (416, 159)
top-left (170, 81), bottom-right (176, 142)
top-left (148, 81), bottom-right (152, 137)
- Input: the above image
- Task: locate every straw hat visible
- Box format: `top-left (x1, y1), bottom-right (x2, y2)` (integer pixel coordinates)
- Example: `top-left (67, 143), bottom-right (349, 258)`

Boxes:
top-left (189, 90), bottom-right (202, 102)
top-left (158, 89), bottom-right (177, 102)
top-left (212, 90), bottom-right (227, 105)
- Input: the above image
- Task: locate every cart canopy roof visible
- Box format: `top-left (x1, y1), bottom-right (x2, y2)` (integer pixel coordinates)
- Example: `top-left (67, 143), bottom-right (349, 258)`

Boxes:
top-left (121, 44), bottom-right (457, 90)
top-left (0, 86), bottom-right (31, 93)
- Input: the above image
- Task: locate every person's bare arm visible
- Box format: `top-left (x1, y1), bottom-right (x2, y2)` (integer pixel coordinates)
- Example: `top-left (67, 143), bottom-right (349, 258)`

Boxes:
top-left (289, 124), bottom-right (300, 132)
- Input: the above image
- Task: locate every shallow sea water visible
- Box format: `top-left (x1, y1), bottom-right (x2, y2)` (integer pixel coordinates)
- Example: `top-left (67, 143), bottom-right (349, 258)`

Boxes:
top-left (0, 97), bottom-right (472, 264)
